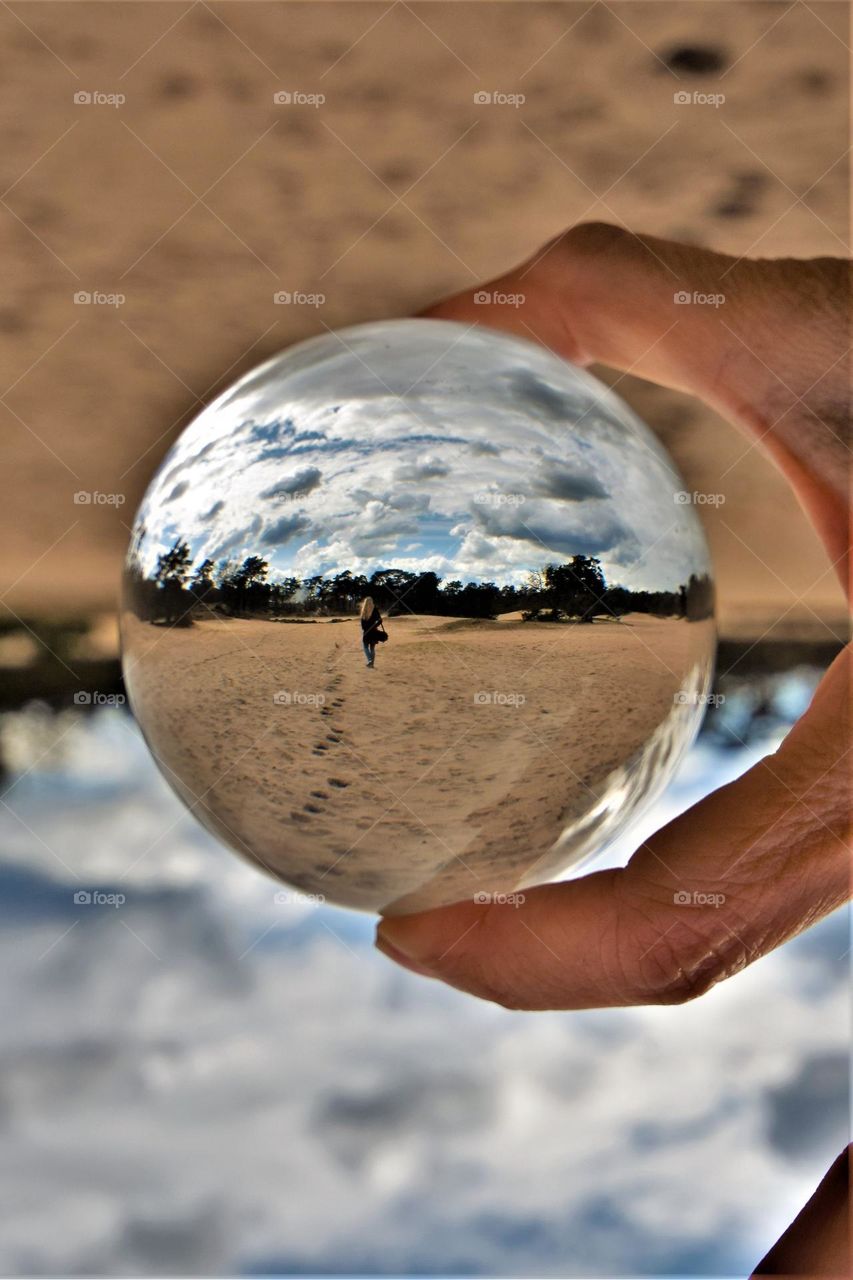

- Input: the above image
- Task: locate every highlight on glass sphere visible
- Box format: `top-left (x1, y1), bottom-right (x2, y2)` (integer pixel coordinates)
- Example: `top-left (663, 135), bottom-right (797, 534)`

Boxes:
top-left (121, 319), bottom-right (715, 915)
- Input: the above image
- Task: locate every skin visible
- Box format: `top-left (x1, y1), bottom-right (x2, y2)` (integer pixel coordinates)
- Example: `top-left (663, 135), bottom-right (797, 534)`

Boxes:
top-left (374, 224), bottom-right (852, 1275)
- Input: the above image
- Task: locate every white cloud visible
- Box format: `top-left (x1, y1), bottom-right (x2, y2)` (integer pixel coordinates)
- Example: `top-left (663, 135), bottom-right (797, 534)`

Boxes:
top-left (0, 702), bottom-right (846, 1277)
top-left (128, 321), bottom-right (711, 595)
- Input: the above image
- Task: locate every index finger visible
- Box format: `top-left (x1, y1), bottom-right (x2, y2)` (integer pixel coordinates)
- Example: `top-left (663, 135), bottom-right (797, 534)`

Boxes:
top-left (420, 222), bottom-right (851, 584)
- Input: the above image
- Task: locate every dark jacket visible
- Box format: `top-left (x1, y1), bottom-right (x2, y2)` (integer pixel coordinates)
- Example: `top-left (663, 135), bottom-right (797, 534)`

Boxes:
top-left (360, 607), bottom-right (383, 642)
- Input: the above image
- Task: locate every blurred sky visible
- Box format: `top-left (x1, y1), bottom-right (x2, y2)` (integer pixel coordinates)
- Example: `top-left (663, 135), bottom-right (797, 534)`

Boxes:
top-left (0, 672), bottom-right (848, 1278)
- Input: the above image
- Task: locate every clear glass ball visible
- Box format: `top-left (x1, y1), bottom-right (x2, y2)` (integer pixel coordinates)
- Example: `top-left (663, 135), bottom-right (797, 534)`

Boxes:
top-left (121, 319), bottom-right (715, 914)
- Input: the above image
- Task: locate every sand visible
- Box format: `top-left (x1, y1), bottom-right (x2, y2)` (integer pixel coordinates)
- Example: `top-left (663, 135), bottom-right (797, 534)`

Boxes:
top-left (122, 610), bottom-right (714, 912)
top-left (0, 2), bottom-right (848, 641)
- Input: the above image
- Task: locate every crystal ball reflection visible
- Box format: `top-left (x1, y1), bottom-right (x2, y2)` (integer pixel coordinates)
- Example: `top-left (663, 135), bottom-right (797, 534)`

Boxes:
top-left (121, 319), bottom-right (715, 914)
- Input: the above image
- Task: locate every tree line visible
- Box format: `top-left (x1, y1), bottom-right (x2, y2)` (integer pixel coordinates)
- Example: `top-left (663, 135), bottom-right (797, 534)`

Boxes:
top-left (124, 535), bottom-right (714, 626)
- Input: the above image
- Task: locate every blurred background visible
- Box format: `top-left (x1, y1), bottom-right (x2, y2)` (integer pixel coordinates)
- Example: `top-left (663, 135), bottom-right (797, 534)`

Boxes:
top-left (0, 2), bottom-right (849, 1277)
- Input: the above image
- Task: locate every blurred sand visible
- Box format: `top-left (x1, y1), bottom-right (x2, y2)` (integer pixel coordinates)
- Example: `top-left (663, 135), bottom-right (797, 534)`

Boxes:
top-left (0, 1), bottom-right (848, 641)
top-left (122, 610), bottom-right (713, 910)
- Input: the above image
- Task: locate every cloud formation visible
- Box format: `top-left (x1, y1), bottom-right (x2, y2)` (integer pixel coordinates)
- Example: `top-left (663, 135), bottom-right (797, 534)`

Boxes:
top-left (130, 321), bottom-right (710, 595)
top-left (260, 467), bottom-right (323, 502)
top-left (0, 697), bottom-right (845, 1278)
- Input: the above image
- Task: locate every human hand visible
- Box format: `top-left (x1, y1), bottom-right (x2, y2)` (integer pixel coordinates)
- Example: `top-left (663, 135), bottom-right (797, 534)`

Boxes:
top-left (377, 223), bottom-right (851, 1272)
top-left (376, 223), bottom-right (850, 1014)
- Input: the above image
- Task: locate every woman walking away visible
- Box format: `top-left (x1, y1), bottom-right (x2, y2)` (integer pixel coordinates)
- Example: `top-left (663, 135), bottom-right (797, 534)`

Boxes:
top-left (359, 596), bottom-right (384, 668)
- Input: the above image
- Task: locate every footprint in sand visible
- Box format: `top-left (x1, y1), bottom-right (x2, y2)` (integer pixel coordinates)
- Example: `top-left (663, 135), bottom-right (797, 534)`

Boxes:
top-left (328, 777), bottom-right (349, 789)
top-left (311, 789), bottom-right (329, 800)
top-left (304, 802), bottom-right (322, 814)
top-left (313, 743), bottom-right (329, 754)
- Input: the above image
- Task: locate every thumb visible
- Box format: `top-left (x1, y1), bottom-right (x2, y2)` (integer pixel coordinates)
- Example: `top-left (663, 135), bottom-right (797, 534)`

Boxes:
top-left (376, 646), bottom-right (850, 1010)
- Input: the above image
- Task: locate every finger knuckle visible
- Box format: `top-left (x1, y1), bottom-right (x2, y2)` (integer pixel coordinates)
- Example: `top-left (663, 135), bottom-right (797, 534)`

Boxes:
top-left (634, 922), bottom-right (751, 1005)
top-left (551, 221), bottom-right (634, 263)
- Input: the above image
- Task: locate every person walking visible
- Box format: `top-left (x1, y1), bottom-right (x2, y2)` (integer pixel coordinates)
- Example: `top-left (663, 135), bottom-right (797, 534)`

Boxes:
top-left (359, 596), bottom-right (385, 668)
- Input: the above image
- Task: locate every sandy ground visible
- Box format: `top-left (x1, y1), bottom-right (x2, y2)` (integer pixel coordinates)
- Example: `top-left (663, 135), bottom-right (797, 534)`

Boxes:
top-left (122, 610), bottom-right (714, 911)
top-left (0, 2), bottom-right (848, 641)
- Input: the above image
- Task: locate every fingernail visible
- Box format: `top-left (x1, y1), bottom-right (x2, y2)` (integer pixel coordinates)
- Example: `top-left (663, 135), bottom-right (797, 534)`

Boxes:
top-left (375, 928), bottom-right (436, 978)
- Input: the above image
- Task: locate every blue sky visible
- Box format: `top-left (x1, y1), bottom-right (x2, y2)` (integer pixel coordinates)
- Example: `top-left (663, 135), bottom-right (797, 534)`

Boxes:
top-left (130, 321), bottom-right (711, 596)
